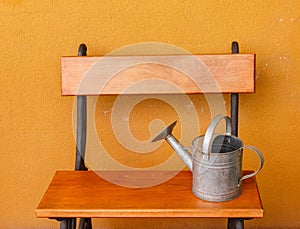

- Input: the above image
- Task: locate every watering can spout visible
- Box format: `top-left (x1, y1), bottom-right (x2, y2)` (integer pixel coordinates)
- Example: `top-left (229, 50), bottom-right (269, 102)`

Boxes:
top-left (152, 121), bottom-right (193, 171)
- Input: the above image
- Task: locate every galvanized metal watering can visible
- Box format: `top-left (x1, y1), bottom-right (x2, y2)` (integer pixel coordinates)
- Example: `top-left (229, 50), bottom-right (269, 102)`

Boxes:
top-left (152, 115), bottom-right (264, 202)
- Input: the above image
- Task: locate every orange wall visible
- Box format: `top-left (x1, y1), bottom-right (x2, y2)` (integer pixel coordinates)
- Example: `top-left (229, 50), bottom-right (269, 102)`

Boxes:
top-left (1, 1), bottom-right (300, 228)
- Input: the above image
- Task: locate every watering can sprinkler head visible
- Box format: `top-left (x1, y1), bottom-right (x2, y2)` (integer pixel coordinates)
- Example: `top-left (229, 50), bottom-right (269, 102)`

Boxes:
top-left (151, 121), bottom-right (177, 142)
top-left (151, 120), bottom-right (193, 171)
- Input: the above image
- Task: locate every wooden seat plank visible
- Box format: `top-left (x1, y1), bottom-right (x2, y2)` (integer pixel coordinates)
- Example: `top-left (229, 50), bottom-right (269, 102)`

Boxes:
top-left (36, 170), bottom-right (263, 219)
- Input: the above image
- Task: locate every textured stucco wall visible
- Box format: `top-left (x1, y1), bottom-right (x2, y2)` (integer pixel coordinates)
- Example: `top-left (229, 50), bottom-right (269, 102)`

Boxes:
top-left (1, 1), bottom-right (300, 228)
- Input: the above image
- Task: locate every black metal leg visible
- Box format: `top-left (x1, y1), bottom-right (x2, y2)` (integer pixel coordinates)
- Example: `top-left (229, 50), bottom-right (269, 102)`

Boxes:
top-left (75, 43), bottom-right (88, 171)
top-left (230, 93), bottom-right (239, 136)
top-left (75, 95), bottom-right (87, 171)
top-left (79, 218), bottom-right (92, 229)
top-left (70, 218), bottom-right (76, 229)
top-left (58, 218), bottom-right (76, 229)
top-left (229, 41), bottom-right (250, 229)
top-left (59, 219), bottom-right (67, 229)
top-left (75, 44), bottom-right (92, 228)
top-left (228, 218), bottom-right (244, 229)
top-left (231, 41), bottom-right (239, 137)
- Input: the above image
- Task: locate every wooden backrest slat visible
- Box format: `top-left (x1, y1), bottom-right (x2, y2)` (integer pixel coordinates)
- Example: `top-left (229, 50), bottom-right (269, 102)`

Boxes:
top-left (61, 54), bottom-right (255, 95)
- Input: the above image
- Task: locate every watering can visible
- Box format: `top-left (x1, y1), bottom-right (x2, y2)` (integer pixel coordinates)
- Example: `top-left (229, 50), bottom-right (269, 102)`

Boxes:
top-left (152, 115), bottom-right (264, 202)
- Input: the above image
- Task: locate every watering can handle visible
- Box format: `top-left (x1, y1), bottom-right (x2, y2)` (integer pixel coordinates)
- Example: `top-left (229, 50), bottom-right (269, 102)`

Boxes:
top-left (238, 145), bottom-right (264, 187)
top-left (202, 115), bottom-right (232, 155)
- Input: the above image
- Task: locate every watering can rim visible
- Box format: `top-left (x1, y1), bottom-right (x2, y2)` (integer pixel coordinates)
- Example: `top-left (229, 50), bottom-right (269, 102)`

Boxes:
top-left (191, 134), bottom-right (244, 155)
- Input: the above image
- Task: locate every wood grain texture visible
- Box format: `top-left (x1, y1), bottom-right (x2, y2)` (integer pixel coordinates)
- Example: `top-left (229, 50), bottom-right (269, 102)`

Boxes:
top-left (61, 54), bottom-right (255, 95)
top-left (36, 170), bottom-right (263, 218)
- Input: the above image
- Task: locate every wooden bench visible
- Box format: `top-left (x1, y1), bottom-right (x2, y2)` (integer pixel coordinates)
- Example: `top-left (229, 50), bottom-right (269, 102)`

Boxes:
top-left (36, 42), bottom-right (263, 229)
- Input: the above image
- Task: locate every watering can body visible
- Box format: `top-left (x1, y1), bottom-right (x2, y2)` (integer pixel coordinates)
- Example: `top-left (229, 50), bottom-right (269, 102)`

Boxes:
top-left (152, 115), bottom-right (264, 202)
top-left (192, 134), bottom-right (243, 201)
